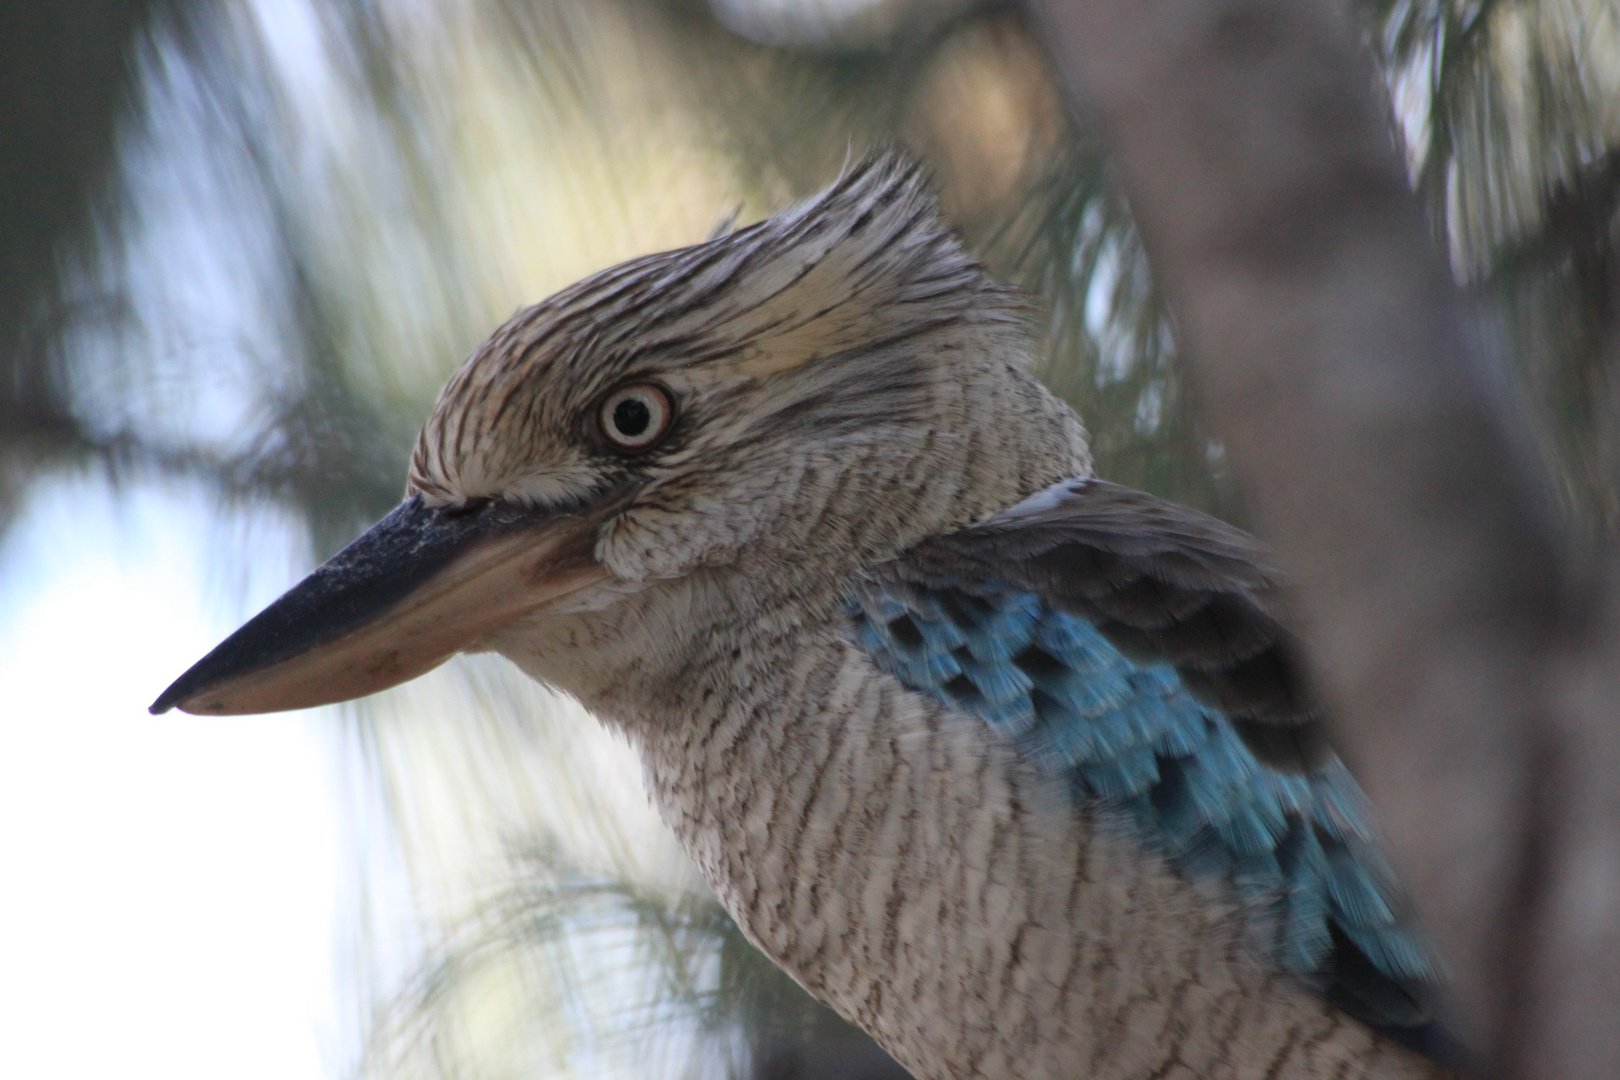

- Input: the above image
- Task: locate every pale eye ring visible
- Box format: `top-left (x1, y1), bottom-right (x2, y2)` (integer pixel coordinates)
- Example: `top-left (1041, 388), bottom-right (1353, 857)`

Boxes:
top-left (599, 382), bottom-right (674, 451)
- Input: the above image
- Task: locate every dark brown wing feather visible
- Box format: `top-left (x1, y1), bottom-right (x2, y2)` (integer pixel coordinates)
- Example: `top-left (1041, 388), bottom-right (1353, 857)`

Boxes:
top-left (892, 478), bottom-right (1332, 773)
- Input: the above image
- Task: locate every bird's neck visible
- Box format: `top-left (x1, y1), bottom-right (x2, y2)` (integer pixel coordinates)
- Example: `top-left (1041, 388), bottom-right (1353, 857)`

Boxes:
top-left (622, 603), bottom-right (1048, 1059)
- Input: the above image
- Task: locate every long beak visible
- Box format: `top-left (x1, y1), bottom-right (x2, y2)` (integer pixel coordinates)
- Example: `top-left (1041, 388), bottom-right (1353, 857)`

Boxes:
top-left (150, 494), bottom-right (615, 716)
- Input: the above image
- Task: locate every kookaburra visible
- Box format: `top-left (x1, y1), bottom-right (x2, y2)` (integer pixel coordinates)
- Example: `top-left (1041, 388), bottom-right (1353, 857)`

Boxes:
top-left (154, 153), bottom-right (1454, 1080)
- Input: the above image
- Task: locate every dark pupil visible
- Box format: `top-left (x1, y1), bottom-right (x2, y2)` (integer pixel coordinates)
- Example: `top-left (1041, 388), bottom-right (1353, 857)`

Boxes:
top-left (613, 397), bottom-right (652, 438)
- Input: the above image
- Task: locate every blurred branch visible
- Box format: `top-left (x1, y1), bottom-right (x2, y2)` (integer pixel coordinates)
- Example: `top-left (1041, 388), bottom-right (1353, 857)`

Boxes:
top-left (0, 0), bottom-right (155, 354)
top-left (0, 0), bottom-right (162, 527)
top-left (1025, 1), bottom-right (1620, 1078)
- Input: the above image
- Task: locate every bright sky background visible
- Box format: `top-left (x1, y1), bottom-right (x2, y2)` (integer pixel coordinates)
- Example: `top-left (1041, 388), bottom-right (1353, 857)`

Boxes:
top-left (0, 475), bottom-right (343, 1080)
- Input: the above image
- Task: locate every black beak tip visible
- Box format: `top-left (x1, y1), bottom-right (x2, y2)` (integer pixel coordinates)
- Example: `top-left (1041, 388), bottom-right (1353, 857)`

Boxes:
top-left (140, 493), bottom-right (576, 720)
top-left (148, 650), bottom-right (252, 716)
top-left (149, 674), bottom-right (195, 715)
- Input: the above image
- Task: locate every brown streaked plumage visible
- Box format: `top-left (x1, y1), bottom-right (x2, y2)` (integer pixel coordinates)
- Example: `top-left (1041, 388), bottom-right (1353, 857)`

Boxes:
top-left (410, 153), bottom-right (1055, 506)
top-left (153, 152), bottom-right (1453, 1080)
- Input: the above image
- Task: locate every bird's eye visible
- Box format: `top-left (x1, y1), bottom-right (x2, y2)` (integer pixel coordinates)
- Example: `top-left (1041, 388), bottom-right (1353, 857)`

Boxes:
top-left (599, 383), bottom-right (674, 451)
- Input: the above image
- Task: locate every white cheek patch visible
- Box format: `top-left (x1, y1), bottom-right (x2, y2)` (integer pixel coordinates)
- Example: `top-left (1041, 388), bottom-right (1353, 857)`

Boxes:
top-left (499, 464), bottom-right (604, 508)
top-left (596, 501), bottom-right (752, 583)
top-left (596, 511), bottom-right (700, 583)
top-left (547, 576), bottom-right (644, 615)
top-left (424, 444), bottom-right (604, 509)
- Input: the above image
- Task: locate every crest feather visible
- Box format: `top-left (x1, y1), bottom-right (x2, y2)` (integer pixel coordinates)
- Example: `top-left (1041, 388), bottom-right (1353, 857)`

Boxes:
top-left (408, 149), bottom-right (1026, 502)
top-left (633, 148), bottom-right (1022, 373)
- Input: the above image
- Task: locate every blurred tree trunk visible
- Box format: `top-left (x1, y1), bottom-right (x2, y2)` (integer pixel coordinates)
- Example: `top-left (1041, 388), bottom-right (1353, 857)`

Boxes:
top-left (1023, 2), bottom-right (1620, 1078)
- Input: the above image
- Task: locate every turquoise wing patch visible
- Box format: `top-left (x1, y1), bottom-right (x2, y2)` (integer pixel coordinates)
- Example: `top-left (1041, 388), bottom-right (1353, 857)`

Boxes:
top-left (846, 576), bottom-right (1439, 1035)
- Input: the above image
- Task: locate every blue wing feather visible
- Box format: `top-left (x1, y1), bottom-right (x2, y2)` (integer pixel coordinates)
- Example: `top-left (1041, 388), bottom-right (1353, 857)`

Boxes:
top-left (845, 574), bottom-right (1442, 1043)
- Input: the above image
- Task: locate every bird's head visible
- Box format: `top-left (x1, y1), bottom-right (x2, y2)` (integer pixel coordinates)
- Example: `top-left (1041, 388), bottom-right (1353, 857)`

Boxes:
top-left (151, 152), bottom-right (1089, 717)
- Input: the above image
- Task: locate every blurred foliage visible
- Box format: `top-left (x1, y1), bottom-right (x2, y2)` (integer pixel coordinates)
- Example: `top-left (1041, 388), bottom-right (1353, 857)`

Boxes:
top-left (1361, 0), bottom-right (1620, 537)
top-left (364, 845), bottom-right (737, 1079)
top-left (0, 0), bottom-right (163, 533)
top-left (3, 0), bottom-right (1617, 1078)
